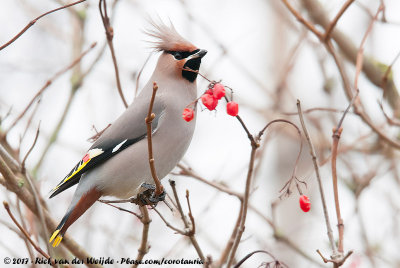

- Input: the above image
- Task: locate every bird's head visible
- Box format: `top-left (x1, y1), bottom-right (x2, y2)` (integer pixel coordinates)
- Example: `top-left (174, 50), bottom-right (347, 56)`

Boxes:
top-left (146, 21), bottom-right (207, 83)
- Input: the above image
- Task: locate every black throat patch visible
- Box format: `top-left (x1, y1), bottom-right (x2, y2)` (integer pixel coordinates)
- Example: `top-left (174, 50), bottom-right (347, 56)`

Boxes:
top-left (182, 58), bottom-right (201, 82)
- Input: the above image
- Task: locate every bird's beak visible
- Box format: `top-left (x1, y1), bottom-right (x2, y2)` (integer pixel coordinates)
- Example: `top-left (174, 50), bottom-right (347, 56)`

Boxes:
top-left (188, 49), bottom-right (207, 60)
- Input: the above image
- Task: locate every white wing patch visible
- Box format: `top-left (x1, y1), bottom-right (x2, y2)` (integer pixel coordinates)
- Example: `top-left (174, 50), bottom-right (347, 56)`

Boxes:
top-left (88, 148), bottom-right (104, 158)
top-left (112, 139), bottom-right (128, 153)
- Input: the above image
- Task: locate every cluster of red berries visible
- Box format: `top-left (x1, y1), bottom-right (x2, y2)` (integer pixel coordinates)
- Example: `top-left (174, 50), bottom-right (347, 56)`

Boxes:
top-left (182, 83), bottom-right (239, 122)
top-left (299, 195), bottom-right (311, 212)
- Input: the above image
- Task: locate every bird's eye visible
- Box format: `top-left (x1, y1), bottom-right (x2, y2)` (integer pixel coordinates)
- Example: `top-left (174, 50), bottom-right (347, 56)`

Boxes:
top-left (174, 52), bottom-right (183, 60)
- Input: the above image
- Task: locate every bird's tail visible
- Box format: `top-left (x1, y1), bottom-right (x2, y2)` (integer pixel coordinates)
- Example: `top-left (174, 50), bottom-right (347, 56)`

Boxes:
top-left (49, 187), bottom-right (101, 247)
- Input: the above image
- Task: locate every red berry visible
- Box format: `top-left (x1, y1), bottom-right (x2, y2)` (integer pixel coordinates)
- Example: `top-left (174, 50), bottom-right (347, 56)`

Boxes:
top-left (182, 108), bottom-right (194, 122)
top-left (212, 83), bottom-right (225, 100)
top-left (226, 101), bottom-right (239, 116)
top-left (299, 195), bottom-right (311, 212)
top-left (205, 88), bottom-right (213, 95)
top-left (201, 94), bottom-right (218, 110)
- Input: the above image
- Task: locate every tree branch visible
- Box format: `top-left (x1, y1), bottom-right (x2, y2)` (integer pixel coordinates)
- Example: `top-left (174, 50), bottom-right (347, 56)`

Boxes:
top-left (0, 0), bottom-right (87, 51)
top-left (99, 0), bottom-right (128, 108)
top-left (145, 82), bottom-right (163, 196)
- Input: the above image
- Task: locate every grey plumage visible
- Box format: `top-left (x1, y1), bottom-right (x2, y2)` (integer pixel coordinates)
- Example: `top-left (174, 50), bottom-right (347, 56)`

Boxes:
top-left (49, 21), bottom-right (206, 247)
top-left (81, 57), bottom-right (198, 199)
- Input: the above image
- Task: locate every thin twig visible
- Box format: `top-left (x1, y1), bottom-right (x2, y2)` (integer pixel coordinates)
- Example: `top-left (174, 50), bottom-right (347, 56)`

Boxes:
top-left (297, 100), bottom-right (337, 254)
top-left (227, 118), bottom-right (302, 267)
top-left (175, 164), bottom-right (320, 266)
top-left (354, 4), bottom-right (384, 90)
top-left (15, 199), bottom-right (36, 266)
top-left (301, 0), bottom-right (400, 116)
top-left (381, 49), bottom-right (400, 94)
top-left (132, 206), bottom-right (151, 268)
top-left (34, 88), bottom-right (76, 173)
top-left (81, 0), bottom-right (119, 78)
top-left (150, 205), bottom-right (186, 235)
top-left (21, 122), bottom-right (40, 174)
top-left (378, 101), bottom-right (400, 127)
top-left (99, 198), bottom-right (133, 204)
top-left (0, 149), bottom-right (102, 268)
top-left (219, 201), bottom-right (243, 266)
top-left (185, 190), bottom-right (195, 236)
top-left (323, 0), bottom-right (355, 41)
top-left (32, 16), bottom-right (89, 173)
top-left (135, 54), bottom-right (152, 99)
top-left (99, 0), bottom-right (128, 108)
top-left (0, 0), bottom-right (87, 51)
top-left (325, 39), bottom-right (400, 149)
top-left (87, 124), bottom-right (111, 143)
top-left (18, 122), bottom-right (53, 258)
top-left (179, 0), bottom-right (274, 98)
top-left (4, 42), bottom-right (97, 135)
top-left (177, 164), bottom-right (243, 198)
top-left (331, 90), bottom-right (359, 254)
top-left (3, 201), bottom-right (54, 266)
top-left (316, 249), bottom-right (353, 266)
top-left (145, 82), bottom-right (163, 196)
top-left (19, 99), bottom-right (40, 148)
top-left (261, 119), bottom-right (304, 198)
top-left (284, 107), bottom-right (348, 116)
top-left (281, 0), bottom-right (323, 39)
top-left (169, 180), bottom-right (205, 261)
top-left (98, 200), bottom-right (141, 218)
top-left (234, 250), bottom-right (288, 268)
top-left (335, 89), bottom-right (359, 134)
top-left (226, 144), bottom-right (257, 267)
top-left (235, 115), bottom-right (256, 146)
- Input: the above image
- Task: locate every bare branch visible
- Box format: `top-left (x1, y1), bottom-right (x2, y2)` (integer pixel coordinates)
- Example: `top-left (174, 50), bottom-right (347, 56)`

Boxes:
top-left (169, 180), bottom-right (205, 261)
top-left (99, 0), bottom-right (128, 108)
top-left (3, 201), bottom-right (54, 265)
top-left (280, 0), bottom-right (324, 39)
top-left (132, 206), bottom-right (151, 268)
top-left (354, 4), bottom-right (384, 90)
top-left (323, 0), bottom-right (355, 41)
top-left (4, 42), bottom-right (97, 136)
top-left (151, 205), bottom-right (186, 235)
top-left (98, 200), bottom-right (141, 218)
top-left (21, 122), bottom-right (40, 174)
top-left (234, 250), bottom-right (288, 268)
top-left (331, 90), bottom-right (359, 255)
top-left (297, 100), bottom-right (337, 254)
top-left (0, 0), bottom-right (87, 51)
top-left (145, 82), bottom-right (163, 196)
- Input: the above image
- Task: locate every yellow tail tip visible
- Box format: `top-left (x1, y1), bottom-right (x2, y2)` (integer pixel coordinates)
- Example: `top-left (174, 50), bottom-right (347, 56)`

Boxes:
top-left (52, 235), bottom-right (63, 247)
top-left (49, 230), bottom-right (60, 243)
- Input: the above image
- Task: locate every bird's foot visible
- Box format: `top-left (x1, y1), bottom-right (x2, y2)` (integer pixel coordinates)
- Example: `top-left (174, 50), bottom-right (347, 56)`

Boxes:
top-left (136, 183), bottom-right (166, 206)
top-left (141, 183), bottom-right (156, 190)
top-left (148, 190), bottom-right (166, 204)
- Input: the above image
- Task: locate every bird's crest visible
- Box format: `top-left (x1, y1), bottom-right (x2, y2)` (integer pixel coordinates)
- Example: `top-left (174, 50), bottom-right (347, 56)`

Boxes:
top-left (145, 20), bottom-right (197, 52)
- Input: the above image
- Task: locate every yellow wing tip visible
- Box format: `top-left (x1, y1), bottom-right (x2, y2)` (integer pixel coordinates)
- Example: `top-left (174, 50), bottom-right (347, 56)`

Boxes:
top-left (49, 229), bottom-right (60, 243)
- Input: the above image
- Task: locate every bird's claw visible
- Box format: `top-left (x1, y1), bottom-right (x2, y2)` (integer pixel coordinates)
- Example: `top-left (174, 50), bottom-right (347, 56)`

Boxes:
top-left (149, 190), bottom-right (166, 203)
top-left (137, 183), bottom-right (165, 206)
top-left (141, 183), bottom-right (156, 190)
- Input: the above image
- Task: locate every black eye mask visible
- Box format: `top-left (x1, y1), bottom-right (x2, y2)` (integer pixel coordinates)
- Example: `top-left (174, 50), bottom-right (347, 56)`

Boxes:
top-left (166, 49), bottom-right (200, 60)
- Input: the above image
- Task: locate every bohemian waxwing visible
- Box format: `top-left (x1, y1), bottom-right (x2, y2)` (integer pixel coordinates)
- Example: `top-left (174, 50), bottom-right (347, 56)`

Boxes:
top-left (49, 21), bottom-right (207, 247)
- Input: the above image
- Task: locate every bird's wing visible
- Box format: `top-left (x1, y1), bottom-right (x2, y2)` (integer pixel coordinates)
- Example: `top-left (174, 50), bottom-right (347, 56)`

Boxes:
top-left (49, 98), bottom-right (166, 198)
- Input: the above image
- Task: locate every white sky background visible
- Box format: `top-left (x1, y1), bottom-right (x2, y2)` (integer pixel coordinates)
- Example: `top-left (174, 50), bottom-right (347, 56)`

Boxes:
top-left (1, 0), bottom-right (400, 267)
